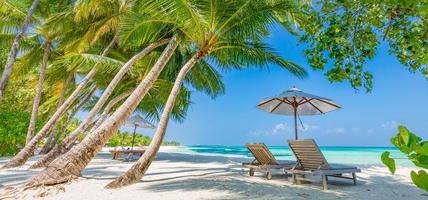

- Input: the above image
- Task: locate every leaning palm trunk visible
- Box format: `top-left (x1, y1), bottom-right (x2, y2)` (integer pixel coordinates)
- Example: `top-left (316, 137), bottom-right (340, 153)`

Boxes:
top-left (26, 41), bottom-right (52, 144)
top-left (29, 39), bottom-right (168, 168)
top-left (0, 0), bottom-right (40, 101)
top-left (106, 51), bottom-right (205, 188)
top-left (25, 36), bottom-right (179, 187)
top-left (30, 90), bottom-right (132, 168)
top-left (90, 90), bottom-right (133, 132)
top-left (1, 37), bottom-right (117, 169)
top-left (39, 73), bottom-right (74, 154)
top-left (40, 87), bottom-right (96, 154)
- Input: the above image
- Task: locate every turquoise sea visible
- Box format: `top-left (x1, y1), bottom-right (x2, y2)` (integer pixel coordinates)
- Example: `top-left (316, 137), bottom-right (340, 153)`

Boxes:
top-left (175, 146), bottom-right (412, 167)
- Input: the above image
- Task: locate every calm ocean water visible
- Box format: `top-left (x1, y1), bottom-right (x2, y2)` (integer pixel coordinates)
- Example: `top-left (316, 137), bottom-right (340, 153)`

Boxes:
top-left (175, 146), bottom-right (412, 167)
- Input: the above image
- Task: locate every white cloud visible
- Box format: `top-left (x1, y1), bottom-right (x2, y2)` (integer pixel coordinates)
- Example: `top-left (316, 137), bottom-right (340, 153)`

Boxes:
top-left (326, 127), bottom-right (347, 134)
top-left (299, 123), bottom-right (320, 132)
top-left (272, 123), bottom-right (292, 134)
top-left (250, 122), bottom-right (301, 137)
top-left (249, 122), bottom-right (321, 137)
top-left (381, 121), bottom-right (399, 130)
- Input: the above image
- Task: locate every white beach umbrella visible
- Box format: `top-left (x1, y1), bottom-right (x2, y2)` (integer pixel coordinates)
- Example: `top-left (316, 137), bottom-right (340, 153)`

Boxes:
top-left (125, 114), bottom-right (155, 156)
top-left (256, 87), bottom-right (341, 139)
top-left (126, 114), bottom-right (156, 129)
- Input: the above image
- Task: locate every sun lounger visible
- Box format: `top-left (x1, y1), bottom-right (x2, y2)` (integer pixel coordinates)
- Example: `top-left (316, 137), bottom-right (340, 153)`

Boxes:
top-left (287, 139), bottom-right (361, 190)
top-left (243, 143), bottom-right (296, 180)
top-left (109, 149), bottom-right (145, 160)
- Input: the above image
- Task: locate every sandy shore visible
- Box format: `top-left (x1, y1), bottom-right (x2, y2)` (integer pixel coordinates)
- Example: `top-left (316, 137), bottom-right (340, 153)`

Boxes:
top-left (0, 147), bottom-right (426, 200)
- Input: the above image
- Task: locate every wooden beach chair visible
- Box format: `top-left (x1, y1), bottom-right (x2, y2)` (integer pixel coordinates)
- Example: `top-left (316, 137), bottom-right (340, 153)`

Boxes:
top-left (243, 143), bottom-right (296, 180)
top-left (287, 139), bottom-right (361, 190)
top-left (109, 148), bottom-right (145, 160)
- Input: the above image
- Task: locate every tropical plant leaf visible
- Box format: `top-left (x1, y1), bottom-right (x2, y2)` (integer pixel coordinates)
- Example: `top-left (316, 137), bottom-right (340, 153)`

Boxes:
top-left (381, 151), bottom-right (396, 174)
top-left (410, 170), bottom-right (428, 192)
top-left (398, 125), bottom-right (410, 146)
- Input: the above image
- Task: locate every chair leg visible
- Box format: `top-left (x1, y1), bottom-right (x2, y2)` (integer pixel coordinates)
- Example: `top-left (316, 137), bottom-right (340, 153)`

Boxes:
top-left (322, 175), bottom-right (328, 190)
top-left (292, 173), bottom-right (297, 184)
top-left (266, 169), bottom-right (272, 180)
top-left (352, 173), bottom-right (357, 185)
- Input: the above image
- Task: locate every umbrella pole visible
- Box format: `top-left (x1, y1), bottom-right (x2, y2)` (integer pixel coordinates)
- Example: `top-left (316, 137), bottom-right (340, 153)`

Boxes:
top-left (131, 125), bottom-right (137, 151)
top-left (130, 125), bottom-right (137, 160)
top-left (294, 106), bottom-right (298, 140)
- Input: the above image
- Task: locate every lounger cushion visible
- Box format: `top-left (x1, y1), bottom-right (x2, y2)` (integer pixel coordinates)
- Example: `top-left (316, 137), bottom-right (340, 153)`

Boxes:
top-left (277, 160), bottom-right (296, 165)
top-left (328, 163), bottom-right (358, 170)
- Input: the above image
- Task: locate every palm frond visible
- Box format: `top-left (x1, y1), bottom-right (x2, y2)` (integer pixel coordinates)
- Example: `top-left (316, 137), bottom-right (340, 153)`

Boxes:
top-left (211, 40), bottom-right (307, 78)
top-left (54, 53), bottom-right (125, 73)
top-left (186, 59), bottom-right (225, 98)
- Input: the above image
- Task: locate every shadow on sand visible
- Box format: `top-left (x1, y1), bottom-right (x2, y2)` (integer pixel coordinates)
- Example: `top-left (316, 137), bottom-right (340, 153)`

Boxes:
top-left (1, 151), bottom-right (426, 199)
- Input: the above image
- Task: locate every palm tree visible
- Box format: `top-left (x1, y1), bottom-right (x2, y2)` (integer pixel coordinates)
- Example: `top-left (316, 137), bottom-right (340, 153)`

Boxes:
top-left (0, 0), bottom-right (40, 101)
top-left (1, 36), bottom-right (118, 168)
top-left (40, 85), bottom-right (96, 153)
top-left (28, 1), bottom-right (196, 168)
top-left (25, 0), bottom-right (77, 144)
top-left (28, 0), bottom-right (176, 168)
top-left (106, 0), bottom-right (307, 188)
top-left (30, 38), bottom-right (170, 168)
top-left (25, 35), bottom-right (180, 187)
top-left (25, 0), bottom-right (305, 188)
top-left (25, 40), bottom-right (51, 144)
top-left (2, 2), bottom-right (125, 168)
top-left (41, 72), bottom-right (75, 147)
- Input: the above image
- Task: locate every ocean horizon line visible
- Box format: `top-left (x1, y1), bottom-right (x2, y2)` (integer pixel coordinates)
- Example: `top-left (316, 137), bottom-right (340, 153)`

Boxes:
top-left (184, 145), bottom-right (398, 148)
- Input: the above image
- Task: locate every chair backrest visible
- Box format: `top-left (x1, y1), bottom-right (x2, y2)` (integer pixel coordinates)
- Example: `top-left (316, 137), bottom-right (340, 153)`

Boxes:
top-left (288, 139), bottom-right (330, 170)
top-left (246, 143), bottom-right (279, 165)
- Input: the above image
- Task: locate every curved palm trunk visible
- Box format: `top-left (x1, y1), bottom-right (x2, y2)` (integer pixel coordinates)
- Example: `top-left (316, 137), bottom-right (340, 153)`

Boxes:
top-left (39, 72), bottom-right (74, 154)
top-left (26, 41), bottom-right (52, 144)
top-left (30, 90), bottom-right (132, 168)
top-left (106, 51), bottom-right (204, 188)
top-left (0, 0), bottom-right (40, 101)
top-left (40, 87), bottom-right (96, 154)
top-left (90, 90), bottom-right (133, 132)
top-left (2, 73), bottom-right (92, 168)
top-left (1, 37), bottom-right (117, 169)
top-left (25, 36), bottom-right (179, 187)
top-left (29, 39), bottom-right (168, 168)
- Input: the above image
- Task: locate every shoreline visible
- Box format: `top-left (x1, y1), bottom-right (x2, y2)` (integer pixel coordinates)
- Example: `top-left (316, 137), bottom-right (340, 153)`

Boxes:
top-left (0, 147), bottom-right (426, 200)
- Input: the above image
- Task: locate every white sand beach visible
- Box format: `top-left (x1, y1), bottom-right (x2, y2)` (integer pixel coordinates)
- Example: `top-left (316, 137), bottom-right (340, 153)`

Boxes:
top-left (0, 147), bottom-right (426, 200)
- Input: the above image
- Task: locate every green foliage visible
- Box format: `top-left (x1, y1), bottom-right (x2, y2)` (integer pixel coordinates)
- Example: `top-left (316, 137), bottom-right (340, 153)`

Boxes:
top-left (106, 130), bottom-right (180, 147)
top-left (382, 125), bottom-right (428, 192)
top-left (300, 0), bottom-right (428, 91)
top-left (55, 118), bottom-right (81, 143)
top-left (381, 151), bottom-right (396, 174)
top-left (162, 140), bottom-right (181, 146)
top-left (106, 131), bottom-right (152, 147)
top-left (411, 170), bottom-right (428, 192)
top-left (0, 109), bottom-right (42, 156)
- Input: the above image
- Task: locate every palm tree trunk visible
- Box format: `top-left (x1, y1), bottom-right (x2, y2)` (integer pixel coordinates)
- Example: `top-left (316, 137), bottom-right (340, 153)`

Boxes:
top-left (1, 37), bottom-right (117, 169)
top-left (24, 36), bottom-right (179, 187)
top-left (90, 90), bottom-right (133, 132)
top-left (40, 87), bottom-right (96, 154)
top-left (29, 90), bottom-right (131, 169)
top-left (26, 41), bottom-right (52, 144)
top-left (38, 72), bottom-right (74, 154)
top-left (0, 0), bottom-right (40, 101)
top-left (106, 51), bottom-right (204, 188)
top-left (29, 39), bottom-right (168, 168)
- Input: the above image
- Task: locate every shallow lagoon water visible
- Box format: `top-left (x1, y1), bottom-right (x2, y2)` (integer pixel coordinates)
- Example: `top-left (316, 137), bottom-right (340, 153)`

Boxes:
top-left (174, 146), bottom-right (412, 167)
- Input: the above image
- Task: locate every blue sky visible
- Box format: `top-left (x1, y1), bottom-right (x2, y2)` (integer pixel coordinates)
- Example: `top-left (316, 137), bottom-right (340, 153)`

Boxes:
top-left (118, 25), bottom-right (428, 147)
